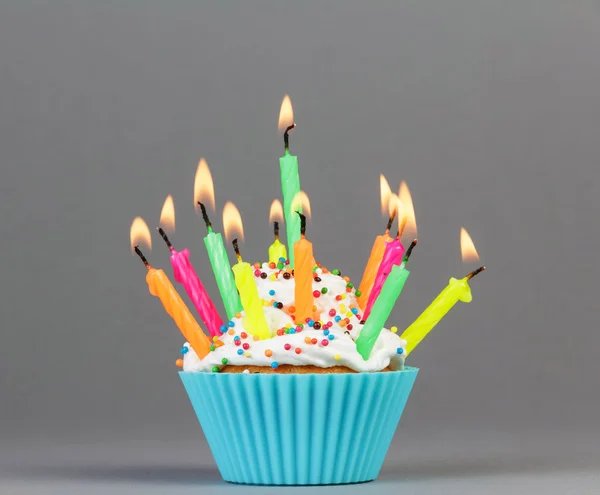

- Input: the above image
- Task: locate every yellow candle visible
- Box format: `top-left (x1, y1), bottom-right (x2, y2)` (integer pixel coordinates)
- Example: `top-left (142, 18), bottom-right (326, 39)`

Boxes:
top-left (357, 232), bottom-right (393, 310)
top-left (294, 213), bottom-right (314, 323)
top-left (231, 240), bottom-right (271, 340)
top-left (400, 277), bottom-right (472, 357)
top-left (146, 267), bottom-right (212, 359)
top-left (268, 221), bottom-right (287, 262)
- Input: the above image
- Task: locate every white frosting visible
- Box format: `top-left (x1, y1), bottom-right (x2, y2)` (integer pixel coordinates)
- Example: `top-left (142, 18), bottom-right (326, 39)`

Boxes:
top-left (182, 263), bottom-right (406, 373)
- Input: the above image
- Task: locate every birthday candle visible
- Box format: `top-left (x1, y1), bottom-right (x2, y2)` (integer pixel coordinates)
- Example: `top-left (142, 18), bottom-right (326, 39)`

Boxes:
top-left (268, 200), bottom-right (287, 263)
top-left (356, 264), bottom-right (411, 360)
top-left (224, 202), bottom-right (271, 340)
top-left (401, 228), bottom-right (484, 356)
top-left (357, 175), bottom-right (394, 310)
top-left (194, 159), bottom-right (243, 319)
top-left (130, 218), bottom-right (211, 359)
top-left (363, 194), bottom-right (408, 318)
top-left (278, 95), bottom-right (302, 268)
top-left (362, 237), bottom-right (404, 320)
top-left (294, 212), bottom-right (314, 323)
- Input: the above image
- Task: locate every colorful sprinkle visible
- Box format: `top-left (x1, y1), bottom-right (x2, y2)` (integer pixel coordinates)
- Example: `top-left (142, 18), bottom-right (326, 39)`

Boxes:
top-left (269, 262), bottom-right (276, 269)
top-left (242, 343), bottom-right (250, 350)
top-left (222, 358), bottom-right (228, 365)
top-left (288, 305), bottom-right (296, 313)
top-left (347, 324), bottom-right (353, 331)
top-left (210, 345), bottom-right (215, 351)
top-left (175, 358), bottom-right (183, 367)
top-left (311, 338), bottom-right (318, 345)
top-left (269, 289), bottom-right (276, 296)
top-left (241, 332), bottom-right (248, 339)
top-left (323, 329), bottom-right (330, 336)
top-left (334, 316), bottom-right (342, 322)
top-left (228, 329), bottom-right (235, 335)
top-left (279, 257), bottom-right (286, 263)
top-left (272, 362), bottom-right (279, 369)
top-left (313, 321), bottom-right (322, 330)
top-left (237, 349), bottom-right (244, 355)
top-left (234, 340), bottom-right (241, 346)
top-left (245, 351), bottom-right (251, 357)
top-left (391, 326), bottom-right (398, 333)
top-left (332, 269), bottom-right (340, 275)
top-left (180, 346), bottom-right (189, 354)
top-left (284, 343), bottom-right (292, 351)
top-left (270, 274), bottom-right (277, 281)
top-left (277, 262), bottom-right (284, 269)
top-left (397, 348), bottom-right (404, 354)
top-left (313, 290), bottom-right (321, 298)
top-left (304, 337), bottom-right (312, 344)
top-left (321, 287), bottom-right (328, 294)
top-left (212, 366), bottom-right (220, 373)
top-left (220, 325), bottom-right (227, 333)
top-left (260, 272), bottom-right (268, 279)
top-left (283, 272), bottom-right (291, 280)
top-left (253, 262), bottom-right (260, 269)
top-left (334, 354), bottom-right (341, 361)
top-left (355, 290), bottom-right (362, 297)
top-left (213, 335), bottom-right (219, 342)
top-left (295, 348), bottom-right (302, 354)
top-left (351, 308), bottom-right (359, 314)
top-left (235, 312), bottom-right (242, 319)
top-left (228, 320), bottom-right (235, 328)
top-left (328, 334), bottom-right (335, 341)
top-left (321, 339), bottom-right (329, 346)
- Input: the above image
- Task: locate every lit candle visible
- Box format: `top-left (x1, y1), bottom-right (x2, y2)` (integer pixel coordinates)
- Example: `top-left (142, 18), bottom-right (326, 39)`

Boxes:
top-left (194, 159), bottom-right (243, 320)
top-left (401, 228), bottom-right (485, 357)
top-left (292, 193), bottom-right (314, 323)
top-left (362, 195), bottom-right (406, 319)
top-left (130, 217), bottom-right (211, 358)
top-left (278, 95), bottom-right (302, 268)
top-left (357, 174), bottom-right (394, 310)
top-left (268, 199), bottom-right (287, 263)
top-left (224, 202), bottom-right (272, 340)
top-left (356, 240), bottom-right (417, 360)
top-left (157, 195), bottom-right (224, 337)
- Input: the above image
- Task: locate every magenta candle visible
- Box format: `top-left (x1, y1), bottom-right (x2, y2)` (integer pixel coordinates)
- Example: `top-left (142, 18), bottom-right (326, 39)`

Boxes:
top-left (157, 226), bottom-right (224, 336)
top-left (363, 238), bottom-right (405, 320)
top-left (169, 246), bottom-right (224, 337)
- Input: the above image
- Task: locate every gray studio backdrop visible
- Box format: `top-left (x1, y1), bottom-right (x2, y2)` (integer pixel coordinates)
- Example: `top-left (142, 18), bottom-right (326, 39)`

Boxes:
top-left (1, 0), bottom-right (599, 456)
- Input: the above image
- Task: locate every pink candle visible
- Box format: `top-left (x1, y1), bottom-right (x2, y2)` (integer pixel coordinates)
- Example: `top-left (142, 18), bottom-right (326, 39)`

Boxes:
top-left (158, 226), bottom-right (224, 336)
top-left (363, 238), bottom-right (405, 320)
top-left (169, 246), bottom-right (224, 337)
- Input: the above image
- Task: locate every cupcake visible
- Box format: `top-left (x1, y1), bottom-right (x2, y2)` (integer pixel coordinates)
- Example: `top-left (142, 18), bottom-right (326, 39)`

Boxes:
top-left (179, 262), bottom-right (418, 485)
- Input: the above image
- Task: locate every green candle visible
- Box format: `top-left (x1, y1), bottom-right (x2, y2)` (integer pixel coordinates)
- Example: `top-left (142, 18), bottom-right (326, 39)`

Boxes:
top-left (198, 202), bottom-right (242, 320)
top-left (356, 264), bottom-right (410, 360)
top-left (278, 95), bottom-right (302, 268)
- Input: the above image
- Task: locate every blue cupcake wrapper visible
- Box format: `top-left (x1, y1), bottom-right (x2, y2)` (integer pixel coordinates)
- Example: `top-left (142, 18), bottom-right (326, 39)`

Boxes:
top-left (179, 367), bottom-right (418, 485)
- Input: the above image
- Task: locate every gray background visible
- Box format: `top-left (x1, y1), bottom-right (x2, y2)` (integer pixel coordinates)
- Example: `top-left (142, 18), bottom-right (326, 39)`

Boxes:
top-left (1, 0), bottom-right (599, 493)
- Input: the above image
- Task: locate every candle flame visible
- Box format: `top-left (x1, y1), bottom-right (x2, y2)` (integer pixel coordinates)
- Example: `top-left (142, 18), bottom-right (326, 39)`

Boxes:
top-left (388, 193), bottom-right (405, 221)
top-left (278, 95), bottom-right (295, 134)
top-left (159, 195), bottom-right (175, 232)
top-left (130, 217), bottom-right (152, 253)
top-left (460, 227), bottom-right (480, 263)
top-left (291, 190), bottom-right (311, 220)
top-left (194, 158), bottom-right (215, 212)
top-left (380, 174), bottom-right (392, 217)
top-left (269, 199), bottom-right (284, 223)
top-left (398, 181), bottom-right (417, 238)
top-left (222, 201), bottom-right (244, 242)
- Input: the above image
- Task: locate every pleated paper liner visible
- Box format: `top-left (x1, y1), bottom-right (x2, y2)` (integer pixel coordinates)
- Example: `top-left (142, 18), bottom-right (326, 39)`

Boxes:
top-left (179, 367), bottom-right (418, 485)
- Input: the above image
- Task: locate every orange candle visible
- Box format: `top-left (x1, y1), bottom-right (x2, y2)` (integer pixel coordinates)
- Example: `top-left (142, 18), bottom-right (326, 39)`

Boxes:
top-left (145, 266), bottom-right (212, 358)
top-left (130, 217), bottom-right (211, 358)
top-left (294, 212), bottom-right (314, 323)
top-left (357, 175), bottom-right (395, 310)
top-left (357, 231), bottom-right (393, 310)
